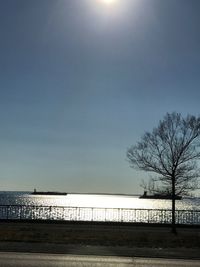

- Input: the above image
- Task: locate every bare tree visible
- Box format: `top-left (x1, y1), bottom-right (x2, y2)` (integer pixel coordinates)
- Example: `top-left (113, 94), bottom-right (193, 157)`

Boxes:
top-left (127, 112), bottom-right (200, 233)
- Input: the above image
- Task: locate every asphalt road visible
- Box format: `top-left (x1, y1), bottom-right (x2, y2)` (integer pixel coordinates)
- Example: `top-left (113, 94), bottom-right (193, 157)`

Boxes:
top-left (0, 252), bottom-right (200, 267)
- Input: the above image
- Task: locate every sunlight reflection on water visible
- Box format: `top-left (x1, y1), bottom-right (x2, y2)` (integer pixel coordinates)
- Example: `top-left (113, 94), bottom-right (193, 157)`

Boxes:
top-left (65, 194), bottom-right (200, 210)
top-left (0, 192), bottom-right (199, 210)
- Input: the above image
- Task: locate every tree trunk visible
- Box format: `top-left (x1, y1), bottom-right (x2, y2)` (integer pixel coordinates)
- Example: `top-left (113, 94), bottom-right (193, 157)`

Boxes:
top-left (171, 177), bottom-right (177, 234)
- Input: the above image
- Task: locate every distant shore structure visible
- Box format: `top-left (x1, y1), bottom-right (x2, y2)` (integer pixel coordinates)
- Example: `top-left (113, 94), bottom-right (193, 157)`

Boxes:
top-left (32, 189), bottom-right (67, 196)
top-left (139, 191), bottom-right (182, 200)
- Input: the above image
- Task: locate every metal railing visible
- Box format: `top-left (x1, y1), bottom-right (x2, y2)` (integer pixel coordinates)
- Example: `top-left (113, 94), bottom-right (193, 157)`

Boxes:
top-left (0, 205), bottom-right (200, 225)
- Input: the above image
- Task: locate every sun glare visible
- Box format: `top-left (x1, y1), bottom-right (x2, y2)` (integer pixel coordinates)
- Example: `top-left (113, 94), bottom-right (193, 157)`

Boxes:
top-left (102, 0), bottom-right (116, 4)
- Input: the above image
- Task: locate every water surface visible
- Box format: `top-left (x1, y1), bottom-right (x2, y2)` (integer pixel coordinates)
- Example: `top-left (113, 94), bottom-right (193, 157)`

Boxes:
top-left (0, 191), bottom-right (199, 210)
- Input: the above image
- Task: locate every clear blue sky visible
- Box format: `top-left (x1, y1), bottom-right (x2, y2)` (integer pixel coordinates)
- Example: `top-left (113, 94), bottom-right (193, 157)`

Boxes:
top-left (0, 0), bottom-right (200, 193)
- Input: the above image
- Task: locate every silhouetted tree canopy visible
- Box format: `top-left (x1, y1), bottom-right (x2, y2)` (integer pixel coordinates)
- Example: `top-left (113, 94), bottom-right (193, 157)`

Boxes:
top-left (127, 112), bottom-right (200, 233)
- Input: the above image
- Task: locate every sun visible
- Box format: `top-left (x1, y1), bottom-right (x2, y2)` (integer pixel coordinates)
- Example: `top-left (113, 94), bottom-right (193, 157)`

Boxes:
top-left (102, 0), bottom-right (116, 4)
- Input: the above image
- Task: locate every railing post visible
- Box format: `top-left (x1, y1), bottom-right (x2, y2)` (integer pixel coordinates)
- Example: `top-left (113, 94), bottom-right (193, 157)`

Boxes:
top-left (6, 206), bottom-right (9, 220)
top-left (19, 206), bottom-right (22, 220)
top-left (76, 207), bottom-right (79, 221)
top-left (177, 210), bottom-right (179, 225)
top-left (192, 210), bottom-right (194, 225)
top-left (117, 208), bottom-right (120, 222)
top-left (91, 208), bottom-right (93, 222)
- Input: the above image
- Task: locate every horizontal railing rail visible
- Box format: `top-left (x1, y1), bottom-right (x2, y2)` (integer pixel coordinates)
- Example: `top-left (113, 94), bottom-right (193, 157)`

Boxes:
top-left (0, 205), bottom-right (200, 225)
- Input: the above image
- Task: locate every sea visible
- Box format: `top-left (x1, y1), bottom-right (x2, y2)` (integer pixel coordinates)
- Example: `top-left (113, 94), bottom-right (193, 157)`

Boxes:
top-left (0, 191), bottom-right (200, 209)
top-left (0, 191), bottom-right (199, 224)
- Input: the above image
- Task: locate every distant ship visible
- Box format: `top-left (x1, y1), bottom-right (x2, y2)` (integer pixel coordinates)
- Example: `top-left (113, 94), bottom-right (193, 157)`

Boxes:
top-left (139, 191), bottom-right (182, 200)
top-left (32, 189), bottom-right (67, 196)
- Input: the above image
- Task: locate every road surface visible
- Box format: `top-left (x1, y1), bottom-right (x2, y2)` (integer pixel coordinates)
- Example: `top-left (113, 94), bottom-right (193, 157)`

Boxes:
top-left (0, 252), bottom-right (200, 267)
